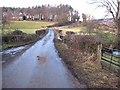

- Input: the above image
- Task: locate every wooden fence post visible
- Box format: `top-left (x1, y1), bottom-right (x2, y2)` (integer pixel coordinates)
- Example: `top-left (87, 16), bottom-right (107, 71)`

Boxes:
top-left (97, 44), bottom-right (102, 67)
top-left (109, 50), bottom-right (113, 70)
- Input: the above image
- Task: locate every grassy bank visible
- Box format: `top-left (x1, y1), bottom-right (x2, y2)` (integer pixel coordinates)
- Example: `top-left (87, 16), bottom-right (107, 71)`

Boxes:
top-left (54, 34), bottom-right (119, 88)
top-left (2, 30), bottom-right (48, 50)
top-left (2, 34), bottom-right (45, 50)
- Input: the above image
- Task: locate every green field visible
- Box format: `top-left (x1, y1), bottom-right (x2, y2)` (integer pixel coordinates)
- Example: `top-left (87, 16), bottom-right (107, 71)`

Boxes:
top-left (8, 21), bottom-right (55, 29)
top-left (1, 21), bottom-right (55, 50)
top-left (60, 26), bottom-right (86, 33)
top-left (2, 21), bottom-right (55, 34)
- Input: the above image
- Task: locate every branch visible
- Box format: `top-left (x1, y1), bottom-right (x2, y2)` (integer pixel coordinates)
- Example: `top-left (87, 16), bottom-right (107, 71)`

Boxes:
top-left (98, 0), bottom-right (116, 22)
top-left (116, 1), bottom-right (120, 19)
top-left (105, 0), bottom-right (117, 13)
top-left (111, 0), bottom-right (118, 8)
top-left (89, 0), bottom-right (117, 22)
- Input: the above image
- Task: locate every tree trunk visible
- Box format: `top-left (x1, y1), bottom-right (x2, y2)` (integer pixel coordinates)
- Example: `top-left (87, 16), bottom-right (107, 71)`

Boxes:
top-left (117, 18), bottom-right (120, 50)
top-left (112, 18), bottom-right (120, 50)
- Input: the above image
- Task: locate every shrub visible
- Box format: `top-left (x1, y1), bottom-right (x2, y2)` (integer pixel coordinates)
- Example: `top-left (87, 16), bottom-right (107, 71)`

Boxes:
top-left (64, 35), bottom-right (100, 52)
top-left (9, 30), bottom-right (27, 35)
top-left (35, 29), bottom-right (47, 35)
top-left (77, 35), bottom-right (100, 53)
top-left (66, 31), bottom-right (75, 36)
top-left (113, 35), bottom-right (120, 50)
top-left (2, 35), bottom-right (36, 43)
top-left (96, 32), bottom-right (114, 47)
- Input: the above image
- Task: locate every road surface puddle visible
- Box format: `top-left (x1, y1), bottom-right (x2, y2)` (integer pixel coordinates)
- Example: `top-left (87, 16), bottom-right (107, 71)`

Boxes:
top-left (37, 54), bottom-right (47, 64)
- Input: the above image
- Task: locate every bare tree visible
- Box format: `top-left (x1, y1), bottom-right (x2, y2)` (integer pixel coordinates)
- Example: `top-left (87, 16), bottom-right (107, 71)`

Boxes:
top-left (2, 4), bottom-right (80, 23)
top-left (86, 15), bottom-right (99, 33)
top-left (90, 0), bottom-right (120, 32)
top-left (82, 13), bottom-right (87, 25)
top-left (90, 0), bottom-right (120, 49)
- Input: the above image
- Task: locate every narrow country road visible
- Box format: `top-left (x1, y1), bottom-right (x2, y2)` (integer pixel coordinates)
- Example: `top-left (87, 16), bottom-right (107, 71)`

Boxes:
top-left (3, 29), bottom-right (84, 88)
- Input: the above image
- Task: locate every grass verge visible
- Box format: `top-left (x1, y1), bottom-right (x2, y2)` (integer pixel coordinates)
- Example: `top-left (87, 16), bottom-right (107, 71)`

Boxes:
top-left (54, 38), bottom-right (119, 88)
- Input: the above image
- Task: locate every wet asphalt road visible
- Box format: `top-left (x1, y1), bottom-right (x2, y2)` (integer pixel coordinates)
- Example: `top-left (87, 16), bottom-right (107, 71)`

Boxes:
top-left (2, 29), bottom-right (84, 88)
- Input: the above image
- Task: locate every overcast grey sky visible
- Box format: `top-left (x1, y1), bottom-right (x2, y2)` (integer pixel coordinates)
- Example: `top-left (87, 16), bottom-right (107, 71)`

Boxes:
top-left (0, 0), bottom-right (112, 19)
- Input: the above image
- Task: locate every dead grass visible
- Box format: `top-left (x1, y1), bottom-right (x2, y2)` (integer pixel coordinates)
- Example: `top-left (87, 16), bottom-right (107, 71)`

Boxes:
top-left (54, 39), bottom-right (119, 88)
top-left (75, 61), bottom-right (119, 88)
